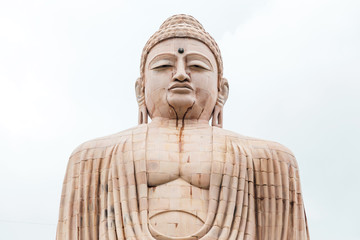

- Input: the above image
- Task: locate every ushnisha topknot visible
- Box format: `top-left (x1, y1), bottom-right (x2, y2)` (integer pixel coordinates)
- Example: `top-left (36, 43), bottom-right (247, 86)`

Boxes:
top-left (140, 14), bottom-right (223, 81)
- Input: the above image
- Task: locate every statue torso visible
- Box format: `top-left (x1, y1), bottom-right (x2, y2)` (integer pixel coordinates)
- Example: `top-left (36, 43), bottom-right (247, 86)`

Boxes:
top-left (57, 123), bottom-right (309, 240)
top-left (146, 123), bottom-right (215, 238)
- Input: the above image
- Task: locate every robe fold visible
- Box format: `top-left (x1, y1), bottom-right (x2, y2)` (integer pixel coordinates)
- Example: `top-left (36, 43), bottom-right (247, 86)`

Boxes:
top-left (57, 124), bottom-right (309, 240)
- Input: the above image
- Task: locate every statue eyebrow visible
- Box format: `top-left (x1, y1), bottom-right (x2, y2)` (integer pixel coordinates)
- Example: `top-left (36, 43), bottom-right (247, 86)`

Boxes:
top-left (186, 53), bottom-right (214, 71)
top-left (148, 53), bottom-right (176, 68)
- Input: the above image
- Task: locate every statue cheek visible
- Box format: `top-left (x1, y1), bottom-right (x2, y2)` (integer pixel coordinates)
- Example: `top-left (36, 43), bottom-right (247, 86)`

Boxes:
top-left (196, 87), bottom-right (216, 105)
top-left (145, 88), bottom-right (168, 117)
top-left (196, 89), bottom-right (216, 113)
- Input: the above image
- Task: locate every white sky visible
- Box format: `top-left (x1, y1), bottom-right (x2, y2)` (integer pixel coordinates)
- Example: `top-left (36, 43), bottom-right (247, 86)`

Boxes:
top-left (0, 0), bottom-right (359, 239)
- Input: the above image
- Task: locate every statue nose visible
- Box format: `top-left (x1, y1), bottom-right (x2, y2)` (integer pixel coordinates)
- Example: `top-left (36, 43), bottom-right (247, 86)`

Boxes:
top-left (173, 61), bottom-right (190, 82)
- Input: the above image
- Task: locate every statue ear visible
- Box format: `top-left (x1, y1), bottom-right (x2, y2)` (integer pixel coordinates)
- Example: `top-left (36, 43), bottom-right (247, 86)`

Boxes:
top-left (212, 78), bottom-right (229, 128)
top-left (135, 77), bottom-right (148, 124)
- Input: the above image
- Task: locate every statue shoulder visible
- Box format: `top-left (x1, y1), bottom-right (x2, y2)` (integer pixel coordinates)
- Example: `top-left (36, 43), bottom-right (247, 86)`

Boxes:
top-left (215, 127), bottom-right (297, 167)
top-left (69, 124), bottom-right (147, 161)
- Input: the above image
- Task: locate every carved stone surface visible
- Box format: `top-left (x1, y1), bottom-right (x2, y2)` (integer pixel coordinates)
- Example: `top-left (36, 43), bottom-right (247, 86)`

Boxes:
top-left (57, 14), bottom-right (309, 240)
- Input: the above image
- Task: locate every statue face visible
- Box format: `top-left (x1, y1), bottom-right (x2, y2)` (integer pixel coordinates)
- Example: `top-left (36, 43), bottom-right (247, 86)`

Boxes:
top-left (144, 38), bottom-right (218, 121)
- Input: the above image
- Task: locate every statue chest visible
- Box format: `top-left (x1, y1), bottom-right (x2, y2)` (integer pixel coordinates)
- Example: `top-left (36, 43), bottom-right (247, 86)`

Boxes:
top-left (145, 127), bottom-right (215, 189)
top-left (146, 150), bottom-right (212, 189)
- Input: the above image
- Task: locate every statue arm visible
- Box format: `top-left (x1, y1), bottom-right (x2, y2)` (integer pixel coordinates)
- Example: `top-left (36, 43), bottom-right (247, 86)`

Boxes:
top-left (56, 151), bottom-right (81, 240)
top-left (250, 142), bottom-right (310, 239)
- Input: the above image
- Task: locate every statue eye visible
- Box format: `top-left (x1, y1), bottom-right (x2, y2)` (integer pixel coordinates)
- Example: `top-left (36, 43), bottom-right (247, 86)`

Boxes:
top-left (191, 64), bottom-right (205, 69)
top-left (150, 59), bottom-right (174, 70)
top-left (188, 61), bottom-right (210, 71)
top-left (153, 64), bottom-right (173, 69)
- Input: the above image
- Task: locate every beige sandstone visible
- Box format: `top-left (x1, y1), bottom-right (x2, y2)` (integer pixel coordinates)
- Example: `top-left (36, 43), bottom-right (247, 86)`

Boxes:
top-left (57, 14), bottom-right (309, 240)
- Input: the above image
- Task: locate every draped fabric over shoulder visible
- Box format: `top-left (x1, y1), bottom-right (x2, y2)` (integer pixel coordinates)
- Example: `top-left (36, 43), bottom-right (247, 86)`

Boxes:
top-left (57, 125), bottom-right (309, 240)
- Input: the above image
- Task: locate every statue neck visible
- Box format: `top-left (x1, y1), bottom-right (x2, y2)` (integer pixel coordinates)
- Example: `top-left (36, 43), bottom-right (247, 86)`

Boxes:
top-left (149, 117), bottom-right (210, 129)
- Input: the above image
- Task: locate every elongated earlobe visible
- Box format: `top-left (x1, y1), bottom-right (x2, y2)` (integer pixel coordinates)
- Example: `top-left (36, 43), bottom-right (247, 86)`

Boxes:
top-left (212, 105), bottom-right (223, 127)
top-left (212, 78), bottom-right (229, 128)
top-left (135, 77), bottom-right (148, 125)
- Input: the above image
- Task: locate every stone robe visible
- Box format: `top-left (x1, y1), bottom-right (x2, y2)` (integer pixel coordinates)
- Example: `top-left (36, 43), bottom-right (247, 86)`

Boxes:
top-left (56, 124), bottom-right (309, 239)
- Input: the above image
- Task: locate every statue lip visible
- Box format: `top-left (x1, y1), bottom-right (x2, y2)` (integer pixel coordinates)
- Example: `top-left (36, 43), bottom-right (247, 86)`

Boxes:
top-left (168, 83), bottom-right (194, 91)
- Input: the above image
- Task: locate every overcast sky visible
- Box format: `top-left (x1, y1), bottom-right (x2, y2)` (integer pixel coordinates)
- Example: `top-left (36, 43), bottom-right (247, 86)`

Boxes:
top-left (0, 0), bottom-right (359, 239)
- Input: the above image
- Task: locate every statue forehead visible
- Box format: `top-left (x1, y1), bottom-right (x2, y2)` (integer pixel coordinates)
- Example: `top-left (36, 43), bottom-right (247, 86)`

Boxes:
top-left (145, 38), bottom-right (217, 66)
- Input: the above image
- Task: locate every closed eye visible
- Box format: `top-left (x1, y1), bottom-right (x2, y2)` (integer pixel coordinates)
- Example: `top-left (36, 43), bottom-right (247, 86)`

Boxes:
top-left (188, 59), bottom-right (211, 71)
top-left (188, 61), bottom-right (211, 71)
top-left (191, 64), bottom-right (206, 69)
top-left (152, 64), bottom-right (173, 69)
top-left (186, 54), bottom-right (213, 71)
top-left (150, 58), bottom-right (174, 70)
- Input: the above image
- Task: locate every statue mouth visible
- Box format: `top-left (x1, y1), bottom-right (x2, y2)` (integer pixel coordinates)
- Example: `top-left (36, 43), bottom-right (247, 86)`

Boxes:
top-left (168, 83), bottom-right (194, 93)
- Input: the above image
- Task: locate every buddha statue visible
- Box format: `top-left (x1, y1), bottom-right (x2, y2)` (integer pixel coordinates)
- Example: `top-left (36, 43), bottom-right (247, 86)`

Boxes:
top-left (57, 14), bottom-right (309, 240)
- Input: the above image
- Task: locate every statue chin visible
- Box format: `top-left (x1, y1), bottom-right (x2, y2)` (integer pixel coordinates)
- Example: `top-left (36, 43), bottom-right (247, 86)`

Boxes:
top-left (166, 94), bottom-right (195, 119)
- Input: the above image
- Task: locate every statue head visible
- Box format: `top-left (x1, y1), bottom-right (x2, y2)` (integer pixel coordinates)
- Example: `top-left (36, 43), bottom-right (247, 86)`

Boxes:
top-left (136, 14), bottom-right (229, 127)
